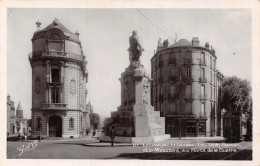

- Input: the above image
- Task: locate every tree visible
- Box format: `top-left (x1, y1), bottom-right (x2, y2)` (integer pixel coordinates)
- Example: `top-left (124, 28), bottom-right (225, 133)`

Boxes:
top-left (90, 113), bottom-right (100, 130)
top-left (219, 76), bottom-right (252, 115)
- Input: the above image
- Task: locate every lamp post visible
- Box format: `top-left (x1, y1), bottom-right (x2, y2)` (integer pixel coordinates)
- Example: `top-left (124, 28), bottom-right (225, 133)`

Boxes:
top-left (179, 59), bottom-right (182, 139)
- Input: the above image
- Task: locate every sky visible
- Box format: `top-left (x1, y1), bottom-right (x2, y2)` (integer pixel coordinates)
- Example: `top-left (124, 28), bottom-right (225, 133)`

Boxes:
top-left (7, 8), bottom-right (251, 118)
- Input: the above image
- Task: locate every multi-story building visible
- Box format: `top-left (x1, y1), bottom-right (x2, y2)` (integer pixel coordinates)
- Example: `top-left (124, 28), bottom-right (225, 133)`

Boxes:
top-left (7, 96), bottom-right (32, 136)
top-left (16, 102), bottom-right (31, 135)
top-left (151, 38), bottom-right (224, 137)
top-left (29, 19), bottom-right (88, 138)
top-left (7, 95), bottom-right (16, 136)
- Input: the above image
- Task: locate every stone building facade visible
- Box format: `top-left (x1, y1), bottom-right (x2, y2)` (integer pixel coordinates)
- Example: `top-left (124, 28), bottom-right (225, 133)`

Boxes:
top-left (29, 19), bottom-right (88, 138)
top-left (7, 96), bottom-right (32, 136)
top-left (151, 38), bottom-right (224, 137)
top-left (7, 95), bottom-right (16, 136)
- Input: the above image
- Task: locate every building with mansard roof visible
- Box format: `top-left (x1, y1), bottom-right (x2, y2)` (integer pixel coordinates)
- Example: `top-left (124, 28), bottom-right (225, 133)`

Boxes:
top-left (29, 19), bottom-right (89, 138)
top-left (151, 37), bottom-right (224, 137)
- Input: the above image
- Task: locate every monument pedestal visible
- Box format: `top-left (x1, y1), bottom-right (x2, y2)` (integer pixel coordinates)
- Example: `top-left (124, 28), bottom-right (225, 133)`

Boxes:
top-left (100, 63), bottom-right (170, 143)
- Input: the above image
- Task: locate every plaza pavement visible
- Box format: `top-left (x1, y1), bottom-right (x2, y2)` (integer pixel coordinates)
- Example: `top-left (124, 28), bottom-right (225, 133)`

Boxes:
top-left (7, 136), bottom-right (252, 160)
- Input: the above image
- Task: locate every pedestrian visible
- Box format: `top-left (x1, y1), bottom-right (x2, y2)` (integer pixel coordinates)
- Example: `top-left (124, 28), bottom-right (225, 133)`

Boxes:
top-left (24, 133), bottom-right (27, 141)
top-left (109, 126), bottom-right (116, 147)
top-left (92, 130), bottom-right (96, 139)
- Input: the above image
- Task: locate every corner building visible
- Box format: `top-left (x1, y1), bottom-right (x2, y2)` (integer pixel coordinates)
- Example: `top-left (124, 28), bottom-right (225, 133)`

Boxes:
top-left (151, 38), bottom-right (224, 137)
top-left (29, 19), bottom-right (88, 138)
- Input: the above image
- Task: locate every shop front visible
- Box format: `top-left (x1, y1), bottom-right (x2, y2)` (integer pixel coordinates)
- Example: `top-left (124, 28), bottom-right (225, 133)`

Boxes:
top-left (166, 114), bottom-right (207, 137)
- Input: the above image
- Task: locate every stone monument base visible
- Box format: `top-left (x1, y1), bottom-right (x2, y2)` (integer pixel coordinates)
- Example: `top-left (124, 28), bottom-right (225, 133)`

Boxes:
top-left (99, 134), bottom-right (170, 143)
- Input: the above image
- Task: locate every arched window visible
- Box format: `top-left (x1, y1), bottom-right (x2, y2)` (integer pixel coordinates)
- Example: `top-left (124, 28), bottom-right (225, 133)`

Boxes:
top-left (69, 118), bottom-right (74, 129)
top-left (36, 117), bottom-right (42, 131)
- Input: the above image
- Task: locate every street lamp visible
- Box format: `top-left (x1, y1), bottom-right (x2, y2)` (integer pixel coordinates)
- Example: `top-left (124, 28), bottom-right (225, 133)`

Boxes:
top-left (179, 59), bottom-right (183, 139)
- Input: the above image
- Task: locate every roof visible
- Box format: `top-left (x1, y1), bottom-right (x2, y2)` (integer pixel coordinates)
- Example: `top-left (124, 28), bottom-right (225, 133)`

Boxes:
top-left (32, 19), bottom-right (80, 43)
top-left (41, 19), bottom-right (73, 34)
top-left (17, 101), bottom-right (23, 111)
top-left (169, 39), bottom-right (192, 48)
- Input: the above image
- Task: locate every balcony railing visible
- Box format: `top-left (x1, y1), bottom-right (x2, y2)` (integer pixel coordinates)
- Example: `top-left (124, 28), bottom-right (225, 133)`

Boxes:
top-left (29, 51), bottom-right (83, 61)
top-left (46, 76), bottom-right (64, 84)
top-left (199, 76), bottom-right (207, 83)
top-left (183, 76), bottom-right (194, 84)
top-left (42, 103), bottom-right (67, 109)
top-left (200, 59), bottom-right (207, 66)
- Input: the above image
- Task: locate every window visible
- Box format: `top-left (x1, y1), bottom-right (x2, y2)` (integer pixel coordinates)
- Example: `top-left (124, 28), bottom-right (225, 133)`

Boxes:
top-left (69, 118), bottom-right (74, 129)
top-left (200, 103), bottom-right (205, 117)
top-left (186, 68), bottom-right (191, 77)
top-left (210, 86), bottom-right (213, 99)
top-left (210, 56), bottom-right (212, 67)
top-left (199, 122), bottom-right (206, 134)
top-left (51, 69), bottom-right (60, 83)
top-left (49, 41), bottom-right (61, 51)
top-left (81, 116), bottom-right (83, 129)
top-left (36, 117), bottom-right (42, 131)
top-left (201, 84), bottom-right (205, 98)
top-left (202, 68), bottom-right (205, 77)
top-left (210, 70), bottom-right (212, 82)
top-left (186, 122), bottom-right (196, 134)
top-left (51, 87), bottom-right (60, 103)
top-left (214, 88), bottom-right (216, 100)
top-left (35, 77), bottom-right (41, 94)
top-left (185, 85), bottom-right (192, 98)
top-left (185, 101), bottom-right (192, 114)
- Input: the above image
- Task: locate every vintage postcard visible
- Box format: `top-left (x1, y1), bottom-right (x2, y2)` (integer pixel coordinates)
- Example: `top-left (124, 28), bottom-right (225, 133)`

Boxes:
top-left (0, 0), bottom-right (260, 166)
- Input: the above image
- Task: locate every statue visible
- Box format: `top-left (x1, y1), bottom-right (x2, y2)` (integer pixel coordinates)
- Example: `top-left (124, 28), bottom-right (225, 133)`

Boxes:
top-left (128, 30), bottom-right (144, 65)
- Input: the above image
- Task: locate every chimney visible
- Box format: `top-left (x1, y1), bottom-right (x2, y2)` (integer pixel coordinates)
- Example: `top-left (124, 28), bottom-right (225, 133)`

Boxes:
top-left (192, 37), bottom-right (199, 46)
top-left (36, 20), bottom-right (41, 31)
top-left (7, 94), bottom-right (10, 101)
top-left (163, 39), bottom-right (169, 48)
top-left (205, 42), bottom-right (209, 48)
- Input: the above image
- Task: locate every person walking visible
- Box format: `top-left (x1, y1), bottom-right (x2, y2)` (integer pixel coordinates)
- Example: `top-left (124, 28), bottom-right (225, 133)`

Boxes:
top-left (109, 126), bottom-right (116, 147)
top-left (92, 130), bottom-right (96, 139)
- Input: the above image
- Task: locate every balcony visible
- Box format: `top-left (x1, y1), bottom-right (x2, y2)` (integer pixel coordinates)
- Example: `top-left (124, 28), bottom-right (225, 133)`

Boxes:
top-left (200, 59), bottom-right (207, 66)
top-left (183, 76), bottom-right (194, 84)
top-left (28, 51), bottom-right (83, 62)
top-left (199, 76), bottom-right (207, 83)
top-left (42, 103), bottom-right (68, 110)
top-left (46, 76), bottom-right (64, 85)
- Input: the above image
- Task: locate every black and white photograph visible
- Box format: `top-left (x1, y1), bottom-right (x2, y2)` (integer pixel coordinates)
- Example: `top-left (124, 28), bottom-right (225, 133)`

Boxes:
top-left (1, 1), bottom-right (260, 166)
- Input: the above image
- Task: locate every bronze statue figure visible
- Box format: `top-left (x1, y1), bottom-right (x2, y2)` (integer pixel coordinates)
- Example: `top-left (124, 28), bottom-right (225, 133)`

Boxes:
top-left (128, 30), bottom-right (144, 64)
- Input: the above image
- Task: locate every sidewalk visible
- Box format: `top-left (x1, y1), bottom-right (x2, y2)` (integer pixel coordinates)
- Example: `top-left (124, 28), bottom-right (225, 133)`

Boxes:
top-left (41, 135), bottom-right (97, 142)
top-left (170, 136), bottom-right (225, 140)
